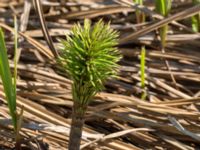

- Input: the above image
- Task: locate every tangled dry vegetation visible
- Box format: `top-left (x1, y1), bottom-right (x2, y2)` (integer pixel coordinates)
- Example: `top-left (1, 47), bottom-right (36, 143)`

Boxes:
top-left (0, 0), bottom-right (200, 149)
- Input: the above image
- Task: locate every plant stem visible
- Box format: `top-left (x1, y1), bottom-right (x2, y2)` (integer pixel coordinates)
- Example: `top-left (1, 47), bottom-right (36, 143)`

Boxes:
top-left (69, 102), bottom-right (87, 150)
top-left (15, 140), bottom-right (21, 150)
top-left (134, 0), bottom-right (145, 24)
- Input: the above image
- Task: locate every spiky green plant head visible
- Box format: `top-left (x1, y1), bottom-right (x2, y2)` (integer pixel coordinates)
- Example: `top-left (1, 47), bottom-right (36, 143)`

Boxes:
top-left (58, 19), bottom-right (121, 104)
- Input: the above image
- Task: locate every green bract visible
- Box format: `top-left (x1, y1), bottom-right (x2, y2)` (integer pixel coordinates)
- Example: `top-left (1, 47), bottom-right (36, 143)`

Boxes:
top-left (58, 19), bottom-right (121, 105)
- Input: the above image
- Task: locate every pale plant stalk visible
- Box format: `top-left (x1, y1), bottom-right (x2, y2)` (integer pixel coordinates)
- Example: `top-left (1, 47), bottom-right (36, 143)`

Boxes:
top-left (14, 16), bottom-right (24, 150)
top-left (14, 16), bottom-right (20, 149)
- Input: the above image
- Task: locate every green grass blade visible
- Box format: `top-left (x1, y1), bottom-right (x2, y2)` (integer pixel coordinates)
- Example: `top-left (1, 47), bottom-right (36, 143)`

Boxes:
top-left (140, 46), bottom-right (145, 89)
top-left (192, 15), bottom-right (200, 32)
top-left (192, 0), bottom-right (200, 32)
top-left (155, 0), bottom-right (171, 48)
top-left (0, 28), bottom-right (17, 130)
top-left (155, 0), bottom-right (171, 16)
top-left (140, 46), bottom-right (146, 100)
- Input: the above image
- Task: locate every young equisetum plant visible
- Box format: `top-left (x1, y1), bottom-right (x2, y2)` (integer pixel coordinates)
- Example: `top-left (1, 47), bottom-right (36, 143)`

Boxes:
top-left (58, 19), bottom-right (121, 150)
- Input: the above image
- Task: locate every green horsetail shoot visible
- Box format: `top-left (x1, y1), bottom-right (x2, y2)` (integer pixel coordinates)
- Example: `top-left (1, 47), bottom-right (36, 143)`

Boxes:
top-left (58, 19), bottom-right (121, 150)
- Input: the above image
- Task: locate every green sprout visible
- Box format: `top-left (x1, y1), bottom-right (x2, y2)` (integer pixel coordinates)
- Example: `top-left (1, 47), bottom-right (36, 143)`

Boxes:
top-left (140, 46), bottom-right (147, 100)
top-left (133, 0), bottom-right (146, 100)
top-left (58, 19), bottom-right (121, 150)
top-left (155, 0), bottom-right (171, 48)
top-left (191, 0), bottom-right (200, 32)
